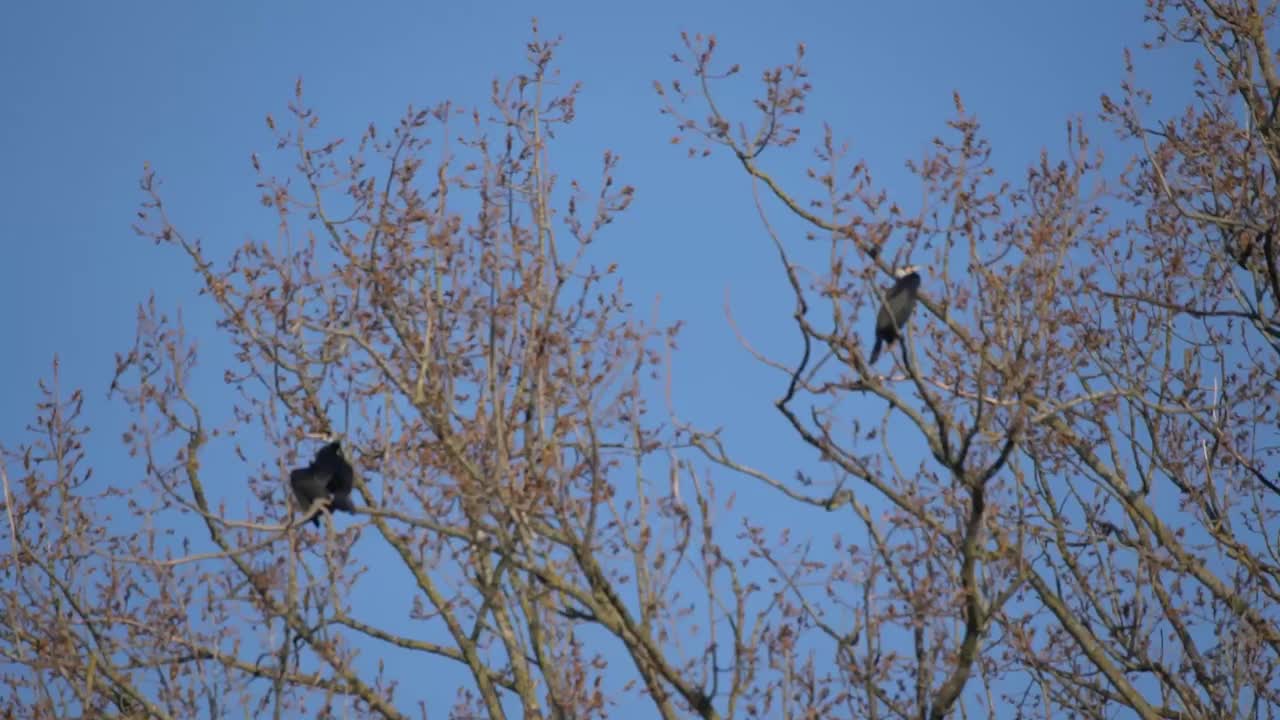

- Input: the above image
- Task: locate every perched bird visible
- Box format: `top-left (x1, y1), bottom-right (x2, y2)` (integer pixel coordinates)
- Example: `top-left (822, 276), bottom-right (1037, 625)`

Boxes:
top-left (868, 266), bottom-right (921, 364)
top-left (289, 441), bottom-right (357, 526)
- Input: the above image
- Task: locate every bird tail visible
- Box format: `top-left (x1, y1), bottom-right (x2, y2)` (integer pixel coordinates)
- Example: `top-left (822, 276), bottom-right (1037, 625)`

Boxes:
top-left (869, 337), bottom-right (882, 364)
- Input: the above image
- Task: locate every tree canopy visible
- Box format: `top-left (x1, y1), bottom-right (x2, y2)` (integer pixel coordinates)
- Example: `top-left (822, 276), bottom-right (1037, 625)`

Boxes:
top-left (3, 2), bottom-right (1279, 718)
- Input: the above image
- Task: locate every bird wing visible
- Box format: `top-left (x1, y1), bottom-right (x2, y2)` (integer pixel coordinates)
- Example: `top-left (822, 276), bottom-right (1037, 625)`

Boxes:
top-left (325, 461), bottom-right (356, 513)
top-left (322, 456), bottom-right (353, 492)
top-left (289, 467), bottom-right (323, 501)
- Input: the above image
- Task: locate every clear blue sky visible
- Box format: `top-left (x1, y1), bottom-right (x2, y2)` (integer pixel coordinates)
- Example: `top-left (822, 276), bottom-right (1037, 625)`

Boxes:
top-left (0, 0), bottom-right (1187, 474)
top-left (0, 1), bottom-right (1187, 714)
top-left (0, 1), bottom-right (1178, 443)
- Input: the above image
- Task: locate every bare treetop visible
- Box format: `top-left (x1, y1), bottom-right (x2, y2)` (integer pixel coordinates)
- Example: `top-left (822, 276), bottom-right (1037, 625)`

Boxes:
top-left (3, 4), bottom-right (1279, 719)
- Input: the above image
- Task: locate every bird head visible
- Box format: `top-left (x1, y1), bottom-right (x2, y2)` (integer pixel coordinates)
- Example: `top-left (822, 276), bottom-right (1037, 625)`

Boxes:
top-left (895, 265), bottom-right (921, 278)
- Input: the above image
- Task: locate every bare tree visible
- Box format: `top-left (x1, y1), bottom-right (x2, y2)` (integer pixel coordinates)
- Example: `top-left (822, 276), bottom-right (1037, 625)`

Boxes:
top-left (4, 4), bottom-right (1279, 719)
top-left (0, 27), bottom-right (762, 720)
top-left (657, 1), bottom-right (1279, 718)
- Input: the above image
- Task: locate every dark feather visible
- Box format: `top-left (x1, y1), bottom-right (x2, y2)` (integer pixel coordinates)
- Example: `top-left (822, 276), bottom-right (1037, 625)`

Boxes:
top-left (870, 271), bottom-right (921, 363)
top-left (288, 441), bottom-right (357, 526)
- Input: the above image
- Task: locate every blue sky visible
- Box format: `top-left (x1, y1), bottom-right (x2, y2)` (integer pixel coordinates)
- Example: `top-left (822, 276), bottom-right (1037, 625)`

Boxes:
top-left (0, 1), bottom-right (1180, 443)
top-left (0, 0), bottom-right (1188, 490)
top-left (1, 1), bottom-right (1190, 714)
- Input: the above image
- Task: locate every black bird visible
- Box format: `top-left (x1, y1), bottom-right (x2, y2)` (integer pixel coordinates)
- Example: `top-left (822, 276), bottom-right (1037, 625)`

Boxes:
top-left (869, 266), bottom-right (921, 364)
top-left (289, 441), bottom-right (357, 526)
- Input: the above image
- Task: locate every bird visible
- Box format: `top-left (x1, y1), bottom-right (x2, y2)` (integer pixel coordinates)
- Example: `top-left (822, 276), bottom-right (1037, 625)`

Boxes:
top-left (289, 441), bottom-right (357, 527)
top-left (868, 266), bottom-right (921, 364)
